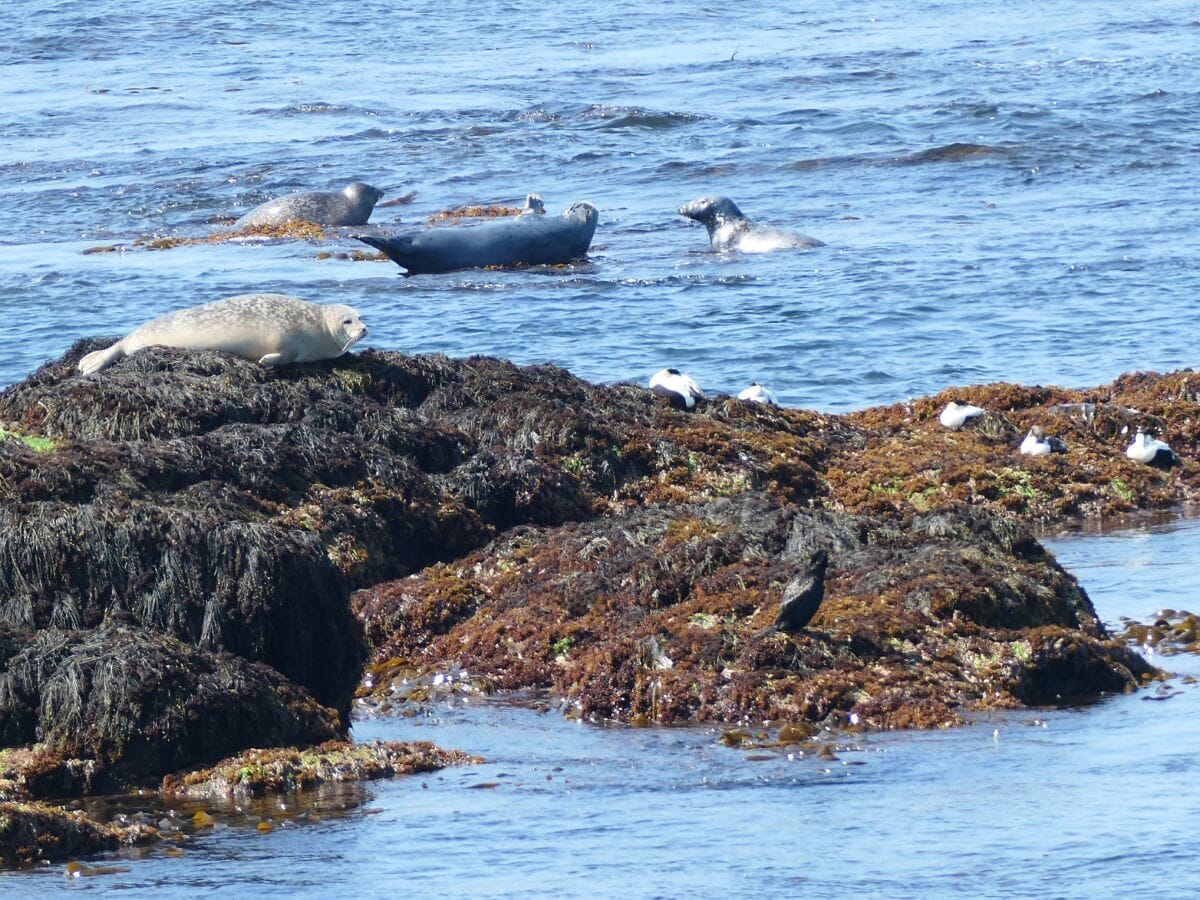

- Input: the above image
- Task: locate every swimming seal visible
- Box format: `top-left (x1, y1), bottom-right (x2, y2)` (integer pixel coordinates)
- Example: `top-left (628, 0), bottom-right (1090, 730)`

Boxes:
top-left (235, 182), bottom-right (384, 228)
top-left (678, 196), bottom-right (823, 252)
top-left (77, 294), bottom-right (368, 375)
top-left (358, 200), bottom-right (598, 275)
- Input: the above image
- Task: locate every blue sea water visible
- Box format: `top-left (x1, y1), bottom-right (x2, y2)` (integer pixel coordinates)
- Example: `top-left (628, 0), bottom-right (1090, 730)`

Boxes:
top-left (2, 0), bottom-right (1198, 409)
top-left (2, 0), bottom-right (1200, 895)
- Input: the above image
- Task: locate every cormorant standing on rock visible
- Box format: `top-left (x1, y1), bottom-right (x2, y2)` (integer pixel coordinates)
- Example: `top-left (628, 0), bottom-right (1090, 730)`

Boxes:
top-left (754, 549), bottom-right (829, 638)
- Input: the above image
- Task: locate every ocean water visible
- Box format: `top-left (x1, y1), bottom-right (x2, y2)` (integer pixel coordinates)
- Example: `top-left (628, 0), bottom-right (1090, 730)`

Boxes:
top-left (2, 1), bottom-right (1198, 409)
top-left (3, 0), bottom-right (1200, 894)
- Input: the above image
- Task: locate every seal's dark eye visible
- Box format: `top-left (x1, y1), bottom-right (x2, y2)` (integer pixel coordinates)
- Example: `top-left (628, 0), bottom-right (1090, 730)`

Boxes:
top-left (343, 318), bottom-right (353, 325)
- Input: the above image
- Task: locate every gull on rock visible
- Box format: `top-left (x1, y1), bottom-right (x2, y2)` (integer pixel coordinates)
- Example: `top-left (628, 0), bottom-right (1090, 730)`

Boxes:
top-left (939, 400), bottom-right (985, 430)
top-left (1125, 427), bottom-right (1179, 469)
top-left (737, 382), bottom-right (779, 405)
top-left (649, 368), bottom-right (705, 409)
top-left (1019, 426), bottom-right (1067, 456)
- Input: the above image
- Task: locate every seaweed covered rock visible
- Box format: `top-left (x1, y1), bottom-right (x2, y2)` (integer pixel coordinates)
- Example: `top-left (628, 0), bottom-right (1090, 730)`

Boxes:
top-left (0, 800), bottom-right (157, 868)
top-left (355, 494), bottom-right (1152, 729)
top-left (0, 344), bottom-right (832, 791)
top-left (0, 618), bottom-right (339, 793)
top-left (833, 377), bottom-right (1200, 519)
top-left (162, 739), bottom-right (479, 799)
top-left (0, 343), bottom-right (1191, 797)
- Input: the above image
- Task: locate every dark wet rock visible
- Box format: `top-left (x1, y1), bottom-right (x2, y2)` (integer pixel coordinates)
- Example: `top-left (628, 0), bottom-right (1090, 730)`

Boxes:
top-left (0, 620), bottom-right (340, 794)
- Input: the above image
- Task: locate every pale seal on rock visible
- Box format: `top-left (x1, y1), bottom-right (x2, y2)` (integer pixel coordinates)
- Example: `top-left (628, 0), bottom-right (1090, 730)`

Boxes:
top-left (678, 196), bottom-right (824, 252)
top-left (358, 200), bottom-right (598, 275)
top-left (235, 182), bottom-right (385, 228)
top-left (77, 294), bottom-right (368, 375)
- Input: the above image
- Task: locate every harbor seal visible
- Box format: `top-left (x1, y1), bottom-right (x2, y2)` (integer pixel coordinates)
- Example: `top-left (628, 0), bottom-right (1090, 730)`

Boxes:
top-left (678, 196), bottom-right (823, 252)
top-left (77, 294), bottom-right (368, 375)
top-left (235, 182), bottom-right (384, 228)
top-left (358, 200), bottom-right (598, 275)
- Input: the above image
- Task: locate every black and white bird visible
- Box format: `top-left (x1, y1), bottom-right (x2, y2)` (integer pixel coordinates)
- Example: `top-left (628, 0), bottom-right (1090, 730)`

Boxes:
top-left (1125, 427), bottom-right (1180, 469)
top-left (755, 550), bottom-right (829, 637)
top-left (1019, 425), bottom-right (1067, 456)
top-left (737, 382), bottom-right (779, 405)
top-left (649, 368), bottom-right (705, 409)
top-left (939, 400), bottom-right (985, 430)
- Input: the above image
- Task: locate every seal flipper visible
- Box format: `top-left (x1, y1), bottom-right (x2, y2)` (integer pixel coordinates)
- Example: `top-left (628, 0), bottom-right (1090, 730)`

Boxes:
top-left (357, 234), bottom-right (417, 274)
top-left (77, 342), bottom-right (127, 375)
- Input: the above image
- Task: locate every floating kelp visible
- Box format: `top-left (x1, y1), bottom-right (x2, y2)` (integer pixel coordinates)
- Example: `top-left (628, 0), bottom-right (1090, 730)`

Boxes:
top-left (80, 220), bottom-right (329, 255)
top-left (1119, 609), bottom-right (1200, 655)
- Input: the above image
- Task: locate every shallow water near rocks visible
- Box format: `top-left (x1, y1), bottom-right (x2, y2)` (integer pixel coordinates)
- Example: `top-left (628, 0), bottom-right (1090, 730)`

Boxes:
top-left (3, 0), bottom-right (1200, 894)
top-left (6, 517), bottom-right (1199, 897)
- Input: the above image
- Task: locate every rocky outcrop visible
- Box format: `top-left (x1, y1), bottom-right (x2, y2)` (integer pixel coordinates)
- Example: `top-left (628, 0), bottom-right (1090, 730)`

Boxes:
top-left (0, 344), bottom-right (1190, 804)
top-left (354, 493), bottom-right (1151, 729)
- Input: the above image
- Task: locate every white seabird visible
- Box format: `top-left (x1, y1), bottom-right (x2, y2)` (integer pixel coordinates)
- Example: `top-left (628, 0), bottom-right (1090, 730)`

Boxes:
top-left (1019, 425), bottom-right (1067, 456)
top-left (1125, 427), bottom-right (1179, 469)
top-left (939, 400), bottom-right (985, 430)
top-left (649, 368), bottom-right (705, 409)
top-left (737, 382), bottom-right (779, 405)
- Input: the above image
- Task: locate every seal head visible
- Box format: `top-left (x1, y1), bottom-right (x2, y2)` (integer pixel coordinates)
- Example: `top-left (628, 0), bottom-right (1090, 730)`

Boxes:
top-left (678, 196), bottom-right (823, 252)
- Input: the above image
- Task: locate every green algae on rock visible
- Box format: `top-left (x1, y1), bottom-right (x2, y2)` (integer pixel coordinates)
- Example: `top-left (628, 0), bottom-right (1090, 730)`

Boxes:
top-left (162, 739), bottom-right (479, 799)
